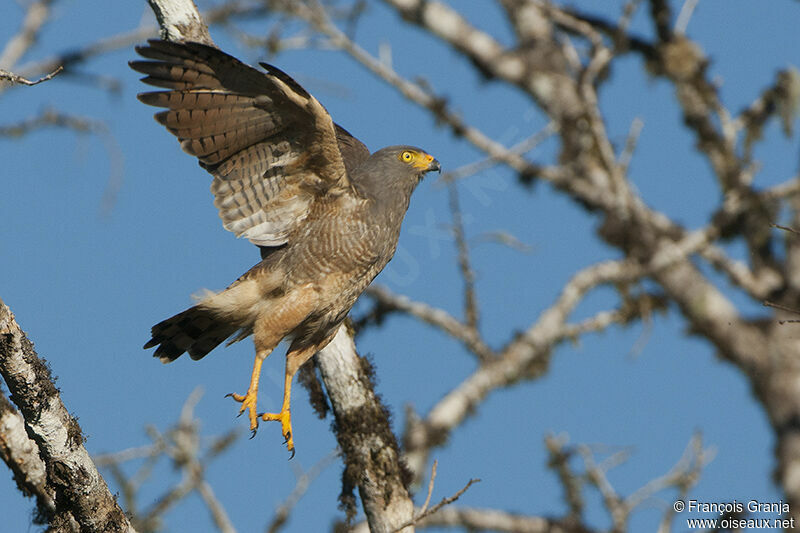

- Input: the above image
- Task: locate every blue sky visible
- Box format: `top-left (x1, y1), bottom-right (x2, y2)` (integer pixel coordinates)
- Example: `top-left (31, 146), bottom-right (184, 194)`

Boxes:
top-left (1, 1), bottom-right (798, 531)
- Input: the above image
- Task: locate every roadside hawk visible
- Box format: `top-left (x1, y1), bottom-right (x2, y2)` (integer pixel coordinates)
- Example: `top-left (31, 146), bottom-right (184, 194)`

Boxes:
top-left (131, 40), bottom-right (439, 456)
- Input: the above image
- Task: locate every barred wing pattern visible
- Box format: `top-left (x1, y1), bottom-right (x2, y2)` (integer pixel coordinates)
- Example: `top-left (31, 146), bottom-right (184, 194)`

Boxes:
top-left (130, 40), bottom-right (355, 247)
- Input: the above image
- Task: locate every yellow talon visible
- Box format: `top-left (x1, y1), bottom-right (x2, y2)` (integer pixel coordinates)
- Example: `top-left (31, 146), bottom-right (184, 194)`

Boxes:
top-left (225, 356), bottom-right (267, 437)
top-left (262, 410), bottom-right (294, 457)
top-left (227, 390), bottom-right (260, 436)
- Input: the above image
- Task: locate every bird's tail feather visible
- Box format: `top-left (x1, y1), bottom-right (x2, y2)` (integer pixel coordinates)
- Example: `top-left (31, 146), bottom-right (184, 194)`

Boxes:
top-left (144, 305), bottom-right (240, 363)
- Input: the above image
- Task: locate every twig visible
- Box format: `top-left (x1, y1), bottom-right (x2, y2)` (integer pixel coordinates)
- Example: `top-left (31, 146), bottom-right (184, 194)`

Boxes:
top-left (618, 0), bottom-right (645, 36)
top-left (699, 244), bottom-right (781, 300)
top-left (555, 4), bottom-right (657, 59)
top-left (0, 0), bottom-right (53, 69)
top-left (625, 432), bottom-right (713, 513)
top-left (674, 0), bottom-right (700, 35)
top-left (392, 475), bottom-right (481, 532)
top-left (557, 298), bottom-right (663, 343)
top-left (0, 108), bottom-right (126, 216)
top-left (763, 300), bottom-right (800, 324)
top-left (579, 445), bottom-right (627, 530)
top-left (471, 231), bottom-right (533, 253)
top-left (618, 117), bottom-right (644, 176)
top-left (267, 450), bottom-right (339, 533)
top-left (545, 434), bottom-right (584, 520)
top-left (772, 223), bottom-right (800, 236)
top-left (95, 388), bottom-right (239, 533)
top-left (420, 460), bottom-right (438, 515)
top-left (93, 443), bottom-right (163, 467)
top-left (8, 2), bottom-right (280, 87)
top-left (0, 65), bottom-right (62, 87)
top-left (0, 108), bottom-right (101, 137)
top-left (363, 284), bottom-right (496, 361)
top-left (579, 37), bottom-right (630, 205)
top-left (736, 69), bottom-right (800, 159)
top-left (440, 123), bottom-right (557, 183)
top-left (447, 183), bottom-right (480, 334)
top-left (197, 481), bottom-right (236, 533)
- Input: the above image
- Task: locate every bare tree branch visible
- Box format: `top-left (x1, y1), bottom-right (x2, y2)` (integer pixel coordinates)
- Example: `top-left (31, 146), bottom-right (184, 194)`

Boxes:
top-left (545, 434), bottom-right (584, 522)
top-left (362, 284), bottom-right (496, 361)
top-left (267, 450), bottom-right (339, 533)
top-left (316, 327), bottom-right (415, 532)
top-left (0, 108), bottom-right (102, 137)
top-left (0, 65), bottom-right (62, 87)
top-left (447, 182), bottom-right (480, 334)
top-left (0, 390), bottom-right (59, 527)
top-left (132, 389), bottom-right (236, 533)
top-left (92, 389), bottom-right (239, 533)
top-left (416, 506), bottom-right (594, 532)
top-left (392, 474), bottom-right (480, 532)
top-left (674, 0), bottom-right (700, 35)
top-left (0, 297), bottom-right (135, 532)
top-left (402, 259), bottom-right (647, 480)
top-left (0, 0), bottom-right (54, 69)
top-left (147, 0), bottom-right (213, 45)
top-left (440, 123), bottom-right (556, 183)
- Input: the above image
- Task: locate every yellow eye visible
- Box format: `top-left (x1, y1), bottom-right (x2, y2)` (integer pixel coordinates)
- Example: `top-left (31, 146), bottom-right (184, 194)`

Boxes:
top-left (401, 151), bottom-right (414, 162)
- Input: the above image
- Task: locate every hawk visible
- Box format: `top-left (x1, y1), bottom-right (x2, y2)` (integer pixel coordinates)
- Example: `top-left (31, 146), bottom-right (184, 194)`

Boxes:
top-left (131, 40), bottom-right (439, 456)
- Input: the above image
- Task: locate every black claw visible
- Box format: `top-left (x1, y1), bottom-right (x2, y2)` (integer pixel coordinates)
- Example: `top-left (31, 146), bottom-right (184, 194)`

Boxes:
top-left (250, 428), bottom-right (257, 439)
top-left (224, 393), bottom-right (233, 398)
top-left (236, 411), bottom-right (244, 418)
top-left (288, 448), bottom-right (296, 460)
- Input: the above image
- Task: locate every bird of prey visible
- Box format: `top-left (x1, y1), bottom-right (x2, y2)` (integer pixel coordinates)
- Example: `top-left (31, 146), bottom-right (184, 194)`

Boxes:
top-left (131, 40), bottom-right (439, 456)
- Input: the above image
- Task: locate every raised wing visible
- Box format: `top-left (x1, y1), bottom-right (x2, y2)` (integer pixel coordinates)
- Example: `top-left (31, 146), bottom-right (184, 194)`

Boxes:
top-left (131, 39), bottom-right (363, 247)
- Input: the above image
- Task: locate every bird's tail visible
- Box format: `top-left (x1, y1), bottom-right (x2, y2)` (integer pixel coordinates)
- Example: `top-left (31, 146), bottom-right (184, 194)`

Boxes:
top-left (144, 305), bottom-right (240, 363)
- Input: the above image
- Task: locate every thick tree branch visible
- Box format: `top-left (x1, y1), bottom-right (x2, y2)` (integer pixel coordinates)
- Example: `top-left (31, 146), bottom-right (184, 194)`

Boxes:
top-left (0, 391), bottom-right (58, 526)
top-left (316, 327), bottom-right (414, 532)
top-left (0, 298), bottom-right (135, 532)
top-left (147, 0), bottom-right (213, 45)
top-left (402, 259), bottom-right (647, 479)
top-left (383, 0), bottom-right (583, 123)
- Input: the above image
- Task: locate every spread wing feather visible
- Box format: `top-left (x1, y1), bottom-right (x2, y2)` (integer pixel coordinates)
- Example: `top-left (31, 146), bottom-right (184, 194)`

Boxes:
top-left (130, 39), bottom-right (361, 247)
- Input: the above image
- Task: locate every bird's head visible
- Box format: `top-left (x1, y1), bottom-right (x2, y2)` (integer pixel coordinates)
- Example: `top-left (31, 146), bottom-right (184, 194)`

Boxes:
top-left (385, 146), bottom-right (442, 177)
top-left (354, 146), bottom-right (440, 204)
top-left (393, 146), bottom-right (442, 175)
top-left (370, 145), bottom-right (441, 181)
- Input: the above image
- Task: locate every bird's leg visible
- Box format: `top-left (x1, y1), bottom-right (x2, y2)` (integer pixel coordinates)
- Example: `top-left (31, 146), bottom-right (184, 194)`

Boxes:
top-left (226, 350), bottom-right (270, 437)
top-left (260, 340), bottom-right (321, 457)
top-left (261, 369), bottom-right (295, 455)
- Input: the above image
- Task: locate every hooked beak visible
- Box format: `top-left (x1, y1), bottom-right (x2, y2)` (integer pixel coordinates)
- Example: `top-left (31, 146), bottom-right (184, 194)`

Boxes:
top-left (414, 152), bottom-right (441, 175)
